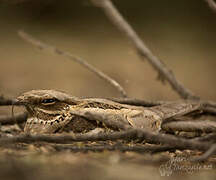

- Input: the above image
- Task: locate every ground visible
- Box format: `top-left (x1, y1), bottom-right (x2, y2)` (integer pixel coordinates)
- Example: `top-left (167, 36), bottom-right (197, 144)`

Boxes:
top-left (0, 124), bottom-right (215, 180)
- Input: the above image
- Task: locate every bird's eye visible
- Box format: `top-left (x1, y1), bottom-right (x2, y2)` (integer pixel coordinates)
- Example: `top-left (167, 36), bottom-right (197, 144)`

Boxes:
top-left (41, 98), bottom-right (56, 105)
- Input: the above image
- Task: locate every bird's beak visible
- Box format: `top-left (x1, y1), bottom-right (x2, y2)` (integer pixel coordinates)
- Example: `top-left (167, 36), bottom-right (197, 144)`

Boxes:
top-left (11, 99), bottom-right (19, 105)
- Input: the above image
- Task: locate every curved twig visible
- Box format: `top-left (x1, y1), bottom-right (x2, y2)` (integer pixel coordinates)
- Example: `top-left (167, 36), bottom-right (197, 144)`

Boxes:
top-left (18, 30), bottom-right (127, 98)
top-left (90, 0), bottom-right (198, 100)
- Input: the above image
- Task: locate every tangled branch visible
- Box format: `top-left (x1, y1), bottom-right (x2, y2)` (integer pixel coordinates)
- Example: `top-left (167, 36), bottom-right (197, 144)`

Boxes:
top-left (0, 129), bottom-right (213, 153)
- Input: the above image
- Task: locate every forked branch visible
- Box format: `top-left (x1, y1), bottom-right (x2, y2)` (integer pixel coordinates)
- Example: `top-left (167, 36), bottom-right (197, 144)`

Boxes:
top-left (90, 0), bottom-right (198, 100)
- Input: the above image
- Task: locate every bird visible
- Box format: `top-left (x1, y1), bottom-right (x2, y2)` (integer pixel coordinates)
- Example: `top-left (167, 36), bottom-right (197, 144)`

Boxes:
top-left (14, 89), bottom-right (200, 134)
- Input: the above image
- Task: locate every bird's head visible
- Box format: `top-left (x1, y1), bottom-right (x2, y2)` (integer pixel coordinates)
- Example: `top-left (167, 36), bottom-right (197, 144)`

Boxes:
top-left (14, 89), bottom-right (80, 134)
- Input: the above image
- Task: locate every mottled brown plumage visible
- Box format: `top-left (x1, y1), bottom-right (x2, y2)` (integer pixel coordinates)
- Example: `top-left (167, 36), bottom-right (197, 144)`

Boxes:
top-left (15, 89), bottom-right (200, 134)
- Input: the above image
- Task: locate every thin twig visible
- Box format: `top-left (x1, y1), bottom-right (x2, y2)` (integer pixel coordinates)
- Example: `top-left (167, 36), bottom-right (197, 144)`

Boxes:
top-left (90, 0), bottom-right (198, 100)
top-left (18, 30), bottom-right (127, 97)
top-left (205, 0), bottom-right (216, 12)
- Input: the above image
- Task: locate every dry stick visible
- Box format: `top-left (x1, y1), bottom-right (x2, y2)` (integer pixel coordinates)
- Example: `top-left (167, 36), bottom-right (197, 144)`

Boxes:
top-left (205, 0), bottom-right (216, 12)
top-left (52, 144), bottom-right (179, 153)
top-left (192, 144), bottom-right (216, 162)
top-left (0, 96), bottom-right (14, 106)
top-left (202, 100), bottom-right (216, 108)
top-left (161, 119), bottom-right (216, 133)
top-left (194, 133), bottom-right (216, 142)
top-left (18, 30), bottom-right (127, 98)
top-left (199, 100), bottom-right (216, 115)
top-left (109, 97), bottom-right (165, 107)
top-left (203, 1), bottom-right (216, 112)
top-left (0, 112), bottom-right (27, 125)
top-left (90, 0), bottom-right (198, 100)
top-left (127, 99), bottom-right (216, 114)
top-left (201, 107), bottom-right (216, 115)
top-left (0, 129), bottom-right (212, 152)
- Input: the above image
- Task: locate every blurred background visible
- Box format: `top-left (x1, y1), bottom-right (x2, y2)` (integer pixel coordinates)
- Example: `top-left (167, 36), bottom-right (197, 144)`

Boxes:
top-left (0, 0), bottom-right (216, 101)
top-left (0, 1), bottom-right (216, 179)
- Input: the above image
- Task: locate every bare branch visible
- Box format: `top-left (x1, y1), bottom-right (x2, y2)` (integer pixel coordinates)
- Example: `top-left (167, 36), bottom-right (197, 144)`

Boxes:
top-left (52, 143), bottom-right (179, 154)
top-left (0, 129), bottom-right (212, 153)
top-left (202, 100), bottom-right (216, 108)
top-left (192, 144), bottom-right (216, 162)
top-left (90, 0), bottom-right (198, 100)
top-left (0, 112), bottom-right (27, 125)
top-left (194, 133), bottom-right (216, 143)
top-left (0, 96), bottom-right (14, 106)
top-left (199, 100), bottom-right (216, 115)
top-left (18, 30), bottom-right (127, 98)
top-left (108, 97), bottom-right (164, 107)
top-left (201, 107), bottom-right (216, 115)
top-left (109, 98), bottom-right (216, 116)
top-left (162, 119), bottom-right (216, 133)
top-left (205, 0), bottom-right (216, 12)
